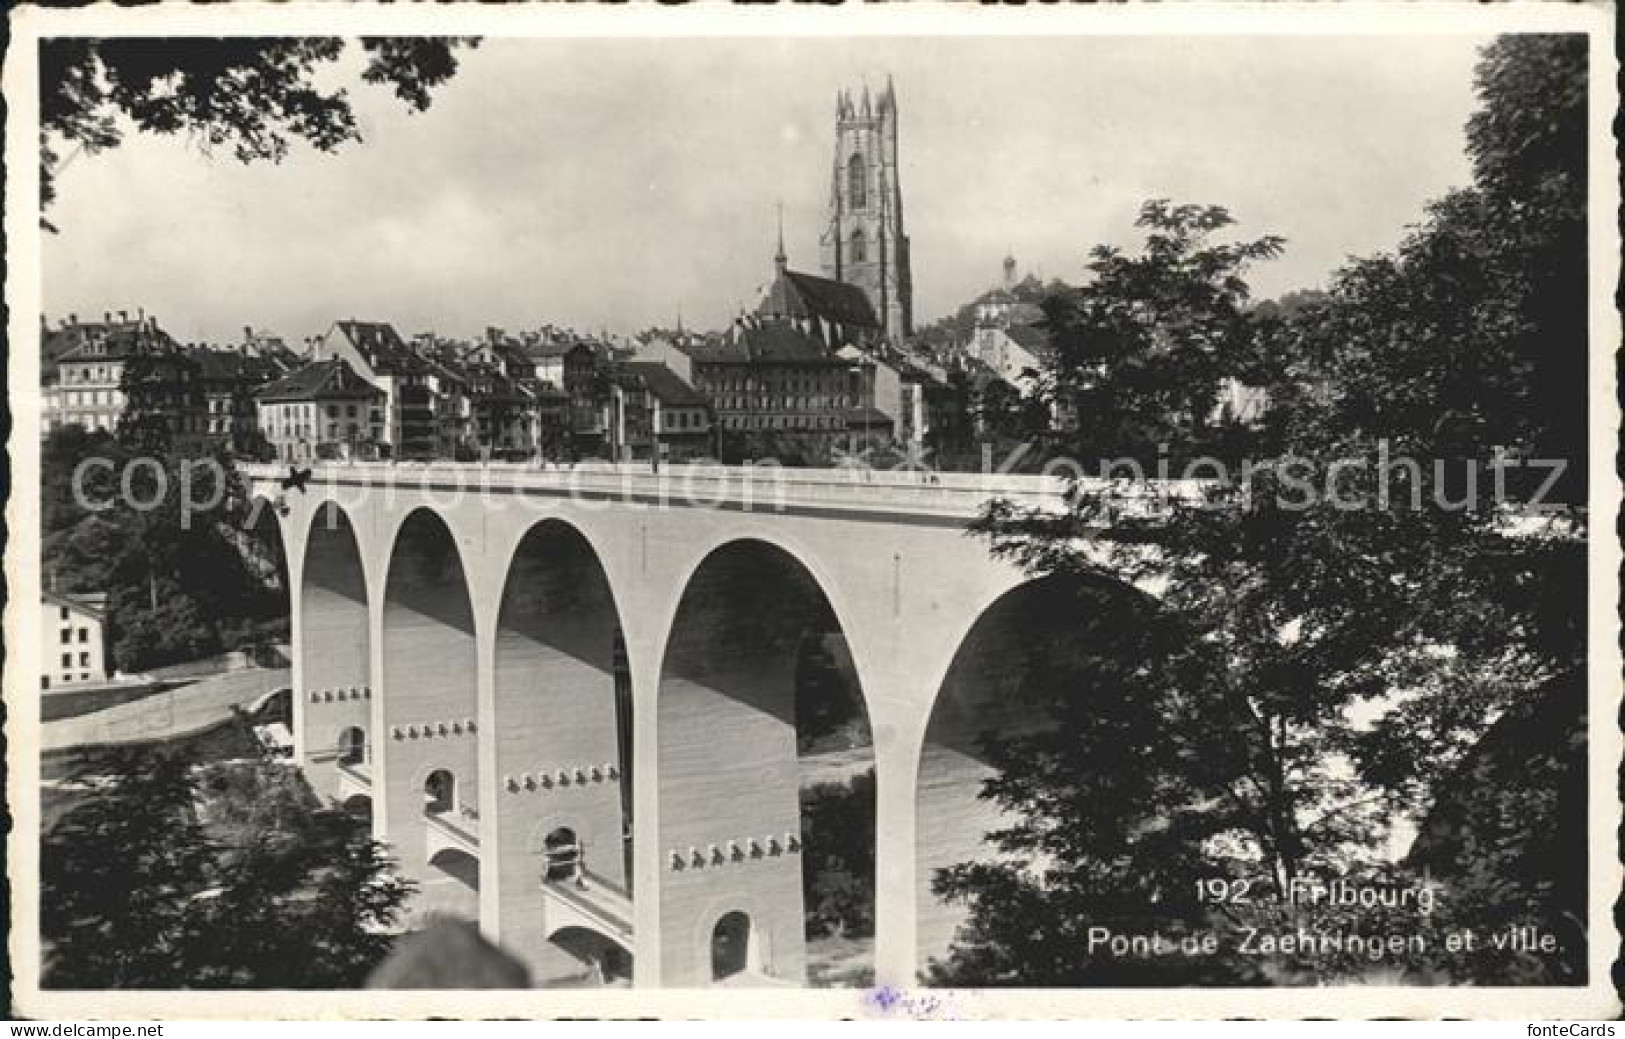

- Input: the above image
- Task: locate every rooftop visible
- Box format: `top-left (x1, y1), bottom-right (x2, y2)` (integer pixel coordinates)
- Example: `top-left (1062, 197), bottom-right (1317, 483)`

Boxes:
top-left (759, 269), bottom-right (880, 330)
top-left (256, 358), bottom-right (384, 403)
top-left (620, 362), bottom-right (709, 407)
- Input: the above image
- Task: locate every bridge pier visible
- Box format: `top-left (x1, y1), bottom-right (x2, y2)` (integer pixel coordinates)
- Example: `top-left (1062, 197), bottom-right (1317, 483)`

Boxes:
top-left (629, 640), bottom-right (664, 988)
top-left (872, 715), bottom-right (925, 987)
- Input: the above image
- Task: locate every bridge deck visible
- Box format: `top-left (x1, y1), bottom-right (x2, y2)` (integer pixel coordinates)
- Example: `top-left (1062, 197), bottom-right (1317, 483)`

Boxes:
top-left (243, 461), bottom-right (1203, 522)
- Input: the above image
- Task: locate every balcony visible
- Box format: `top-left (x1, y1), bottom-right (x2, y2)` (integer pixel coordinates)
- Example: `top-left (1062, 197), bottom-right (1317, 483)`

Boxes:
top-left (335, 758), bottom-right (372, 803)
top-left (425, 803), bottom-right (481, 861)
top-left (541, 869), bottom-right (633, 950)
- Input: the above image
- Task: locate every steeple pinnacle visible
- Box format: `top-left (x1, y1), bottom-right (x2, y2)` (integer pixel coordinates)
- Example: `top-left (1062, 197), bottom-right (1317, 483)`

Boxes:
top-left (774, 201), bottom-right (787, 273)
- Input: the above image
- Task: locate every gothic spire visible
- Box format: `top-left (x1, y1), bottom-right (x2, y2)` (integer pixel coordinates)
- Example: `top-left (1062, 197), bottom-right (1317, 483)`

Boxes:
top-left (774, 201), bottom-right (787, 272)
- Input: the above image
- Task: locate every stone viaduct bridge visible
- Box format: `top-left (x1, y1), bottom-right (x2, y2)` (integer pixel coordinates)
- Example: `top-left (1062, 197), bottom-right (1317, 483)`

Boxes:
top-left (245, 461), bottom-right (1175, 988)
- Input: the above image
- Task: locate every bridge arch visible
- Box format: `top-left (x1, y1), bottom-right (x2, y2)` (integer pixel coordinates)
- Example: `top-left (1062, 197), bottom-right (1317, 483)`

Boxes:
top-left (551, 926), bottom-right (634, 985)
top-left (298, 500), bottom-right (371, 805)
top-left (380, 506), bottom-right (480, 923)
top-left (493, 517), bottom-right (635, 985)
top-left (657, 538), bottom-right (874, 987)
top-left (914, 571), bottom-right (1159, 978)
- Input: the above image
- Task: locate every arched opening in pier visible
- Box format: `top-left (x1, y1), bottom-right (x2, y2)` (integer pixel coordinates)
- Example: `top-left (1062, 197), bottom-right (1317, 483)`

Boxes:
top-left (658, 539), bottom-right (873, 987)
top-left (381, 508), bottom-right (478, 923)
top-left (542, 826), bottom-right (583, 883)
top-left (299, 501), bottom-right (370, 805)
top-left (548, 927), bottom-right (633, 988)
top-left (341, 793), bottom-right (373, 824)
top-left (337, 725), bottom-right (367, 767)
top-left (915, 574), bottom-right (1172, 981)
top-left (493, 519), bottom-right (633, 985)
top-left (424, 846), bottom-right (481, 922)
top-left (710, 910), bottom-right (756, 982)
top-left (424, 768), bottom-right (456, 814)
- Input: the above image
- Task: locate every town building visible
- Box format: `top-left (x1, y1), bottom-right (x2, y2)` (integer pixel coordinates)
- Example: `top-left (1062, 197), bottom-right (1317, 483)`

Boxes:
top-left (41, 590), bottom-right (109, 690)
top-left (255, 358), bottom-right (386, 462)
top-left (966, 321), bottom-right (1052, 388)
top-left (684, 319), bottom-right (891, 446)
top-left (192, 345), bottom-right (288, 455)
top-left (315, 320), bottom-right (440, 459)
top-left (618, 361), bottom-right (714, 462)
top-left (43, 312), bottom-right (212, 451)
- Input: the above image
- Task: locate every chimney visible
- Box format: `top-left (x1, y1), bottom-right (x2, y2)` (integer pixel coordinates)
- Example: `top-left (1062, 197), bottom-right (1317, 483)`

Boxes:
top-left (117, 309), bottom-right (127, 323)
top-left (104, 311), bottom-right (111, 323)
top-left (68, 313), bottom-right (77, 326)
top-left (243, 325), bottom-right (253, 344)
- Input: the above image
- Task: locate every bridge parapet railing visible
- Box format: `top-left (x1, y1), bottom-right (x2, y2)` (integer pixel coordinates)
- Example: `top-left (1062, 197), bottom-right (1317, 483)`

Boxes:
top-left (425, 804), bottom-right (481, 856)
top-left (242, 461), bottom-right (1202, 521)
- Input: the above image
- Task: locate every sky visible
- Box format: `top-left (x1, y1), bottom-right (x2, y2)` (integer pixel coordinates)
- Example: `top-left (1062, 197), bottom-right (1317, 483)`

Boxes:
top-left (41, 33), bottom-right (1494, 347)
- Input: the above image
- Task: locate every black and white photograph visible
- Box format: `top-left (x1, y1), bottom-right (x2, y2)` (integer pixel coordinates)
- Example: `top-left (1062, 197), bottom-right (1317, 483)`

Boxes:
top-left (4, 2), bottom-right (1619, 1021)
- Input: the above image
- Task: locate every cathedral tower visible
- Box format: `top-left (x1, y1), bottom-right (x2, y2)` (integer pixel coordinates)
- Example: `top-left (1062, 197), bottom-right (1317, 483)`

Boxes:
top-left (819, 77), bottom-right (913, 342)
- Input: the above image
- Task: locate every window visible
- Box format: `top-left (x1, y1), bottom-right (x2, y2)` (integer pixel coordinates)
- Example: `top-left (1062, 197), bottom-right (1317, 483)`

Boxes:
top-left (78, 628), bottom-right (88, 643)
top-left (847, 152), bottom-right (866, 210)
top-left (79, 652), bottom-right (90, 668)
top-left (60, 607), bottom-right (69, 622)
top-left (851, 229), bottom-right (867, 263)
top-left (61, 653), bottom-right (72, 669)
top-left (60, 629), bottom-right (71, 644)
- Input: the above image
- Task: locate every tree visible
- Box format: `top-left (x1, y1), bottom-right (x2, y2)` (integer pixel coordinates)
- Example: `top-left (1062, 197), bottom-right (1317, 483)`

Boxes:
top-left (40, 37), bottom-right (478, 226)
top-left (940, 34), bottom-right (1588, 986)
top-left (41, 426), bottom-right (289, 673)
top-left (42, 750), bottom-right (217, 987)
top-left (800, 770), bottom-right (877, 940)
top-left (1035, 200), bottom-right (1283, 467)
top-left (926, 585), bottom-right (1263, 987)
top-left (43, 744), bottom-right (413, 988)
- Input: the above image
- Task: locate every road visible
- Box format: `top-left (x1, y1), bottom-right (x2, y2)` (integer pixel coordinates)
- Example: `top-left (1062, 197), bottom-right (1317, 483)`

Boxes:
top-left (42, 667), bottom-right (291, 752)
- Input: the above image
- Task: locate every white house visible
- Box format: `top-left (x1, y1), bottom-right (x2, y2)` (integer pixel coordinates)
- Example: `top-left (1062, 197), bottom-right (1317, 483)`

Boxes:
top-left (42, 590), bottom-right (109, 690)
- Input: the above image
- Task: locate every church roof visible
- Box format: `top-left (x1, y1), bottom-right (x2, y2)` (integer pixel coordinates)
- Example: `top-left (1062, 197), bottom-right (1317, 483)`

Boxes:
top-left (760, 269), bottom-right (879, 330)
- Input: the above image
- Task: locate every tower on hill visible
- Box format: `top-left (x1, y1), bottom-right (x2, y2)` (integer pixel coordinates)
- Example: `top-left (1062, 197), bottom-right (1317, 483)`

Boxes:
top-left (819, 77), bottom-right (913, 342)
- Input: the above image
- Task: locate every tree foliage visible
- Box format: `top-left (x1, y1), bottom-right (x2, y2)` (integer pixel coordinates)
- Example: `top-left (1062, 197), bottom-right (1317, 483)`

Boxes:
top-left (43, 743), bottom-right (412, 988)
top-left (1035, 200), bottom-right (1284, 467)
top-left (40, 36), bottom-right (478, 224)
top-left (801, 769), bottom-right (876, 940)
top-left (42, 426), bottom-right (287, 673)
top-left (942, 34), bottom-right (1588, 986)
